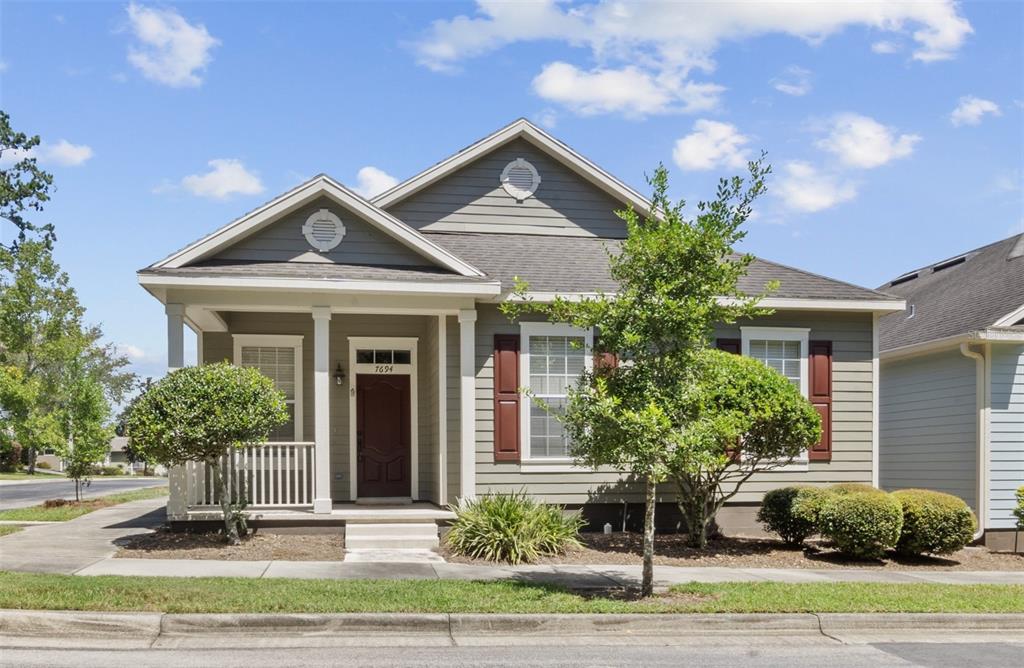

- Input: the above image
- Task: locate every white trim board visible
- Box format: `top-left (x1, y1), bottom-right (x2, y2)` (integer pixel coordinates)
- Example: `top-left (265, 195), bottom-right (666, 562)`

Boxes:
top-left (993, 302), bottom-right (1024, 327)
top-left (138, 273), bottom-right (502, 297)
top-left (151, 175), bottom-right (485, 278)
top-left (372, 118), bottom-right (651, 216)
top-left (499, 291), bottom-right (905, 314)
top-left (346, 336), bottom-right (419, 501)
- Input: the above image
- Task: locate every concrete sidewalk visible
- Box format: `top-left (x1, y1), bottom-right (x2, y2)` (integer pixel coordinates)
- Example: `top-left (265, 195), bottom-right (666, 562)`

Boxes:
top-left (0, 498), bottom-right (166, 574)
top-left (72, 557), bottom-right (1024, 587)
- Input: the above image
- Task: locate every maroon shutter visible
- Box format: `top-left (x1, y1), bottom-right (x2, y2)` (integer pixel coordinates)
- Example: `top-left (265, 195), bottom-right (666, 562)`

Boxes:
top-left (808, 341), bottom-right (833, 462)
top-left (716, 338), bottom-right (741, 355)
top-left (715, 338), bottom-right (742, 461)
top-left (493, 334), bottom-right (521, 462)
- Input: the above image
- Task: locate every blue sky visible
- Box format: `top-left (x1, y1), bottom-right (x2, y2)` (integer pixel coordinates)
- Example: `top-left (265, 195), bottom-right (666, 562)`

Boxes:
top-left (1, 1), bottom-right (1021, 379)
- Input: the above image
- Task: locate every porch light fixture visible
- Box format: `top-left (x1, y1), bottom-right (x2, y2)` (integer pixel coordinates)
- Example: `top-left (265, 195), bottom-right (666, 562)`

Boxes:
top-left (333, 363), bottom-right (346, 386)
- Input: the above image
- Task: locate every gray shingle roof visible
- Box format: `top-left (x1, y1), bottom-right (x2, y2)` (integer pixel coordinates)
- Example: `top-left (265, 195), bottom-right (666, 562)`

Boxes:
top-left (140, 260), bottom-right (484, 283)
top-left (878, 234), bottom-right (1024, 351)
top-left (424, 232), bottom-right (894, 300)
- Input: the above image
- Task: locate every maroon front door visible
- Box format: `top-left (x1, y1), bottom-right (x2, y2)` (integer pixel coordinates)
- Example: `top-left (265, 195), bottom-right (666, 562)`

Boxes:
top-left (356, 374), bottom-right (411, 498)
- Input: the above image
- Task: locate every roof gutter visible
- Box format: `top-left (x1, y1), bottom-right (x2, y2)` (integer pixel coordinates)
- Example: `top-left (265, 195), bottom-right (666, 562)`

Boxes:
top-left (496, 291), bottom-right (905, 313)
top-left (137, 273), bottom-right (503, 297)
top-left (881, 328), bottom-right (1024, 361)
top-left (959, 343), bottom-right (990, 540)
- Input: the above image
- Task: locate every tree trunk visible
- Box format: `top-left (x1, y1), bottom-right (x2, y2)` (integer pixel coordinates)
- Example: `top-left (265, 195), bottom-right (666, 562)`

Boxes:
top-left (210, 459), bottom-right (240, 545)
top-left (641, 476), bottom-right (657, 598)
top-left (677, 483), bottom-right (712, 549)
top-left (27, 447), bottom-right (36, 475)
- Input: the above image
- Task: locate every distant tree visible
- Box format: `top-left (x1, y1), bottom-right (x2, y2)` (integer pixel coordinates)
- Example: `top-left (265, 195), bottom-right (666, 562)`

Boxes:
top-left (0, 111), bottom-right (55, 250)
top-left (123, 363), bottom-right (289, 544)
top-left (504, 160), bottom-right (774, 596)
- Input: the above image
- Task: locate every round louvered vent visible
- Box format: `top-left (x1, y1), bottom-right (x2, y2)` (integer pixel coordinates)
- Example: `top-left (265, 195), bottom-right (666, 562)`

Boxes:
top-left (302, 208), bottom-right (346, 252)
top-left (500, 158), bottom-right (541, 201)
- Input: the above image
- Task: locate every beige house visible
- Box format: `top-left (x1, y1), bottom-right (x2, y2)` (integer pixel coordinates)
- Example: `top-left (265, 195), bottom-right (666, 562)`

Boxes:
top-left (139, 119), bottom-right (905, 533)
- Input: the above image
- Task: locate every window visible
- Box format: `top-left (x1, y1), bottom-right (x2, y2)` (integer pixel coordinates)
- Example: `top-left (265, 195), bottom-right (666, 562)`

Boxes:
top-left (233, 335), bottom-right (303, 442)
top-left (740, 327), bottom-right (810, 398)
top-left (520, 323), bottom-right (592, 460)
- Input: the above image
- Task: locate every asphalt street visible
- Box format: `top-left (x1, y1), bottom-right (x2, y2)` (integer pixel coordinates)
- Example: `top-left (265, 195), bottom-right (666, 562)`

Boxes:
top-left (2, 641), bottom-right (1021, 667)
top-left (0, 477), bottom-right (165, 511)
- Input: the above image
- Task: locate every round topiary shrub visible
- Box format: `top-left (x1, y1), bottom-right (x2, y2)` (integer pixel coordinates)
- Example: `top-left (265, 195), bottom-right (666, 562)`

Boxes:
top-left (445, 492), bottom-right (584, 564)
top-left (829, 483), bottom-right (885, 495)
top-left (817, 490), bottom-right (903, 559)
top-left (758, 486), bottom-right (819, 545)
top-left (892, 489), bottom-right (976, 556)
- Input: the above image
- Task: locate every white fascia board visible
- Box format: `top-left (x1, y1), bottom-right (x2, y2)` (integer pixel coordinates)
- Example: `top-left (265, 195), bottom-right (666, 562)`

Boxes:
top-left (498, 291), bottom-right (905, 313)
top-left (152, 176), bottom-right (484, 278)
top-left (372, 118), bottom-right (651, 215)
top-left (138, 273), bottom-right (502, 297)
top-left (993, 303), bottom-right (1024, 327)
top-left (880, 328), bottom-right (1024, 362)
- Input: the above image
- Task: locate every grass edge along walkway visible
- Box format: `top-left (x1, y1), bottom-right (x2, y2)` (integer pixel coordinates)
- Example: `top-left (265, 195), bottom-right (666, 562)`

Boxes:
top-left (0, 572), bottom-right (1021, 614)
top-left (0, 486), bottom-right (168, 522)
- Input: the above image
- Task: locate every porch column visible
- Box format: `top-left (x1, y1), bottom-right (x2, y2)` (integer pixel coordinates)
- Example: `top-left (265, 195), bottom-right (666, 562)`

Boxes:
top-left (312, 306), bottom-right (332, 513)
top-left (165, 303), bottom-right (187, 519)
top-left (166, 303), bottom-right (185, 372)
top-left (458, 309), bottom-right (477, 501)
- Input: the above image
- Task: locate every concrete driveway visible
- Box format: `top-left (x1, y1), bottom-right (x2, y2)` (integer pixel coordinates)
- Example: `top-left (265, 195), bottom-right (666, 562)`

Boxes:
top-left (0, 478), bottom-right (166, 511)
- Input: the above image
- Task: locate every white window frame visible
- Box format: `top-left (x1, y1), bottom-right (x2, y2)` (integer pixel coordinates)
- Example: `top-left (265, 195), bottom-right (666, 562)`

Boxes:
top-left (233, 334), bottom-right (304, 442)
top-left (740, 326), bottom-right (810, 469)
top-left (740, 327), bottom-right (810, 398)
top-left (519, 322), bottom-right (593, 463)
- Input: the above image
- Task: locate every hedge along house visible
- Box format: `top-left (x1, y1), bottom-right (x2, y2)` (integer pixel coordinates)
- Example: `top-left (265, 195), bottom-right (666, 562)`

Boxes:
top-left (878, 234), bottom-right (1024, 551)
top-left (139, 119), bottom-right (905, 536)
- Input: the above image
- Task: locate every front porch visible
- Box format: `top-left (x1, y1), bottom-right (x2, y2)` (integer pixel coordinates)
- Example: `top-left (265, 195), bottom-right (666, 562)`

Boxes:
top-left (155, 291), bottom-right (487, 523)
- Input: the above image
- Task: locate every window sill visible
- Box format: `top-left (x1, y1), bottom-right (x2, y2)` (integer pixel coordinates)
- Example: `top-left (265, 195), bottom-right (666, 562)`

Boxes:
top-left (518, 459), bottom-right (595, 473)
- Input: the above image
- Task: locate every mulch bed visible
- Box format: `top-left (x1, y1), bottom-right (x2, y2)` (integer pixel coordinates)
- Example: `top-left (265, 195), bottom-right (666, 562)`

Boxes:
top-left (442, 533), bottom-right (1024, 571)
top-left (115, 529), bottom-right (344, 561)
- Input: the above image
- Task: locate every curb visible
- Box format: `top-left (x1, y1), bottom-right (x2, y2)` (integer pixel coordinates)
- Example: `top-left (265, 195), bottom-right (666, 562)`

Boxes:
top-left (3, 610), bottom-right (1024, 644)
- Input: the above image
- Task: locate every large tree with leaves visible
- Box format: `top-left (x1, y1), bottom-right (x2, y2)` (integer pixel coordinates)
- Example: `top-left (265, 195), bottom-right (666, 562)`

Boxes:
top-left (505, 159), bottom-right (808, 596)
top-left (1, 111), bottom-right (55, 250)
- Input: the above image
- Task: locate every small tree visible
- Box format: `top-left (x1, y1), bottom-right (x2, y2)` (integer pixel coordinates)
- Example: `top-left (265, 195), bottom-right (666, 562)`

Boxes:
top-left (506, 160), bottom-right (774, 596)
top-left (669, 349), bottom-right (820, 548)
top-left (123, 362), bottom-right (289, 544)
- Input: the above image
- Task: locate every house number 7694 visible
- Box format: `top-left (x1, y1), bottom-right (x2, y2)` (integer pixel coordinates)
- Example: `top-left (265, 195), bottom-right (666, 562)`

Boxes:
top-left (374, 364), bottom-right (394, 374)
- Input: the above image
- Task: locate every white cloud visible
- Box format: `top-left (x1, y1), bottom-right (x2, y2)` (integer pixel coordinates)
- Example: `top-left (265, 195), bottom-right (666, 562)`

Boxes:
top-left (181, 159), bottom-right (264, 199)
top-left (411, 1), bottom-right (970, 119)
top-left (125, 2), bottom-right (219, 87)
top-left (117, 343), bottom-right (149, 362)
top-left (950, 96), bottom-right (1001, 126)
top-left (0, 140), bottom-right (94, 168)
top-left (532, 62), bottom-right (722, 117)
top-left (816, 113), bottom-right (920, 169)
top-left (672, 120), bottom-right (750, 171)
top-left (0, 60), bottom-right (8, 73)
top-left (534, 108), bottom-right (559, 129)
top-left (353, 166), bottom-right (399, 198)
top-left (774, 161), bottom-right (857, 213)
top-left (871, 40), bottom-right (900, 54)
top-left (992, 170), bottom-right (1021, 194)
top-left (772, 66), bottom-right (812, 96)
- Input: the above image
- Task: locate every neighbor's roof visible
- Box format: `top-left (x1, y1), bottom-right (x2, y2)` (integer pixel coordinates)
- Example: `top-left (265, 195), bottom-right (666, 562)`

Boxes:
top-left (878, 233), bottom-right (1024, 351)
top-left (424, 232), bottom-right (899, 302)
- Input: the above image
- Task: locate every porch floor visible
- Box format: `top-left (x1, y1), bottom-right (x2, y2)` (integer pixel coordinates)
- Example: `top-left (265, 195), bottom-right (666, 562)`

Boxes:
top-left (185, 502), bottom-right (455, 523)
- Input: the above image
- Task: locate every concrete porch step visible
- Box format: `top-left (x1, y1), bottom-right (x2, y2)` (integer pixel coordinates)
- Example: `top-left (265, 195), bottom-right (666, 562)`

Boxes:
top-left (344, 522), bottom-right (440, 551)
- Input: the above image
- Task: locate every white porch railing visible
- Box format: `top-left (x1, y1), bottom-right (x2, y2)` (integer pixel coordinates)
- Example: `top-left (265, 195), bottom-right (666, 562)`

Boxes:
top-left (184, 442), bottom-right (316, 509)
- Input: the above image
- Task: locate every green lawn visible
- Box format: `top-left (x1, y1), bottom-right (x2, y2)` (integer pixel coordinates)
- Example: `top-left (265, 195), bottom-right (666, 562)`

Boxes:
top-left (0, 572), bottom-right (1020, 614)
top-left (0, 486), bottom-right (168, 522)
top-left (0, 526), bottom-right (23, 537)
top-left (0, 472), bottom-right (64, 481)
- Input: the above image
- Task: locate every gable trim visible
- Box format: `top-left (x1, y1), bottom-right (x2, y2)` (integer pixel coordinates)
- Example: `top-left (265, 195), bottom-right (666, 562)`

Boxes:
top-left (993, 302), bottom-right (1024, 327)
top-left (152, 175), bottom-right (485, 277)
top-left (371, 118), bottom-right (650, 215)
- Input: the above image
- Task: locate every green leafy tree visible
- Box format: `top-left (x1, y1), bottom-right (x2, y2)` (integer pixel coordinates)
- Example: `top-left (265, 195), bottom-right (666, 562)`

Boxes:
top-left (504, 160), bottom-right (779, 596)
top-left (123, 363), bottom-right (289, 544)
top-left (1, 111), bottom-right (55, 250)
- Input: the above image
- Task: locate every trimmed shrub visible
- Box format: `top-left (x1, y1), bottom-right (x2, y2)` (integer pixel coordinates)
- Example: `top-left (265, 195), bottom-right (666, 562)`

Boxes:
top-left (1014, 486), bottom-right (1024, 530)
top-left (818, 490), bottom-right (903, 559)
top-left (446, 493), bottom-right (584, 564)
top-left (35, 460), bottom-right (52, 470)
top-left (829, 483), bottom-right (885, 495)
top-left (758, 486), bottom-right (818, 545)
top-left (892, 489), bottom-right (976, 556)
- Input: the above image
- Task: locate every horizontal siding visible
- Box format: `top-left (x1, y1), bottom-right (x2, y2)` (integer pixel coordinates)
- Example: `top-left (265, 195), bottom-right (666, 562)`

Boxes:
top-left (386, 138), bottom-right (628, 238)
top-left (879, 349), bottom-right (977, 510)
top-left (212, 197), bottom-right (432, 267)
top-left (472, 306), bottom-right (876, 504)
top-left (989, 344), bottom-right (1024, 528)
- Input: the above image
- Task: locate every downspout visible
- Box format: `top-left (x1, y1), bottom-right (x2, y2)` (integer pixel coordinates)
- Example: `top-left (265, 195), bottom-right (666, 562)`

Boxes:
top-left (959, 343), bottom-right (988, 541)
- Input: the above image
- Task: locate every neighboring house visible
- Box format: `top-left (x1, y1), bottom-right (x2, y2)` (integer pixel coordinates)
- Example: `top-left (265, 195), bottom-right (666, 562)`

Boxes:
top-left (878, 234), bottom-right (1024, 551)
top-left (104, 436), bottom-right (132, 471)
top-left (139, 119), bottom-right (904, 534)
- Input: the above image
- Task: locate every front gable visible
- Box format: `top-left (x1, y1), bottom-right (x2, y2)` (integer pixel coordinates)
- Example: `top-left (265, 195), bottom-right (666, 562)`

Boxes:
top-left (151, 176), bottom-right (483, 277)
